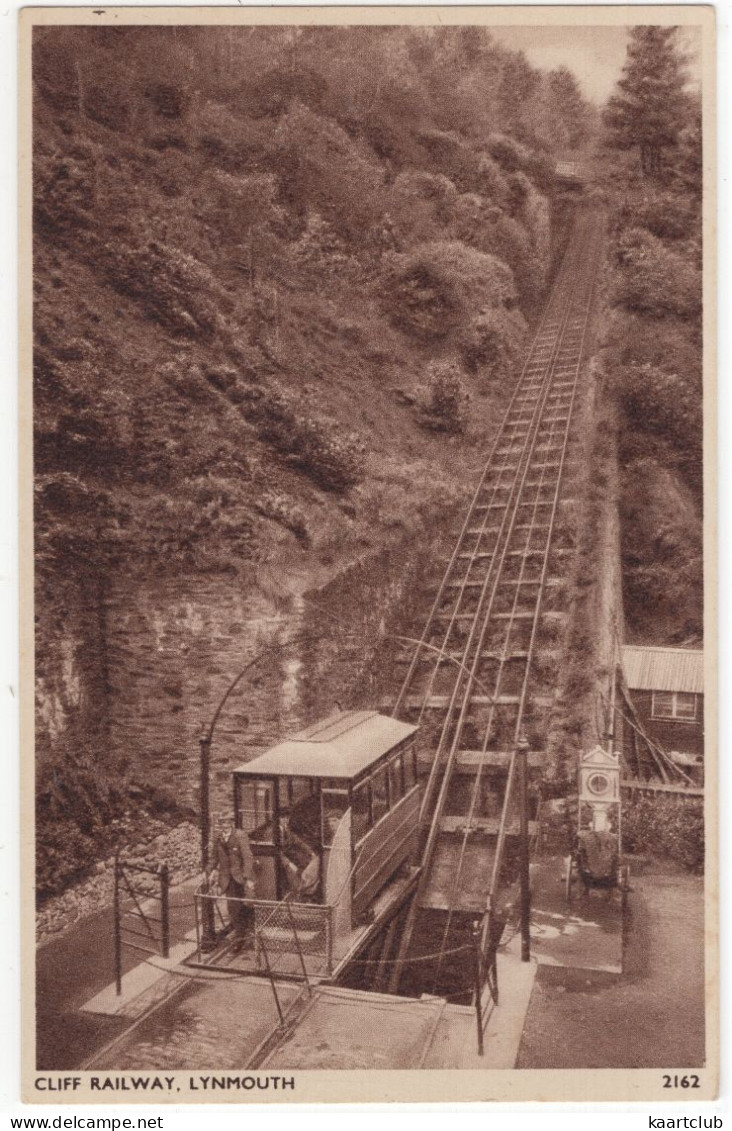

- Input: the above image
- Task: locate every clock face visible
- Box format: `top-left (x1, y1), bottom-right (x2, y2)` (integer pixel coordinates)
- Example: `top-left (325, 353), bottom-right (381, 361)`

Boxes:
top-left (586, 771), bottom-right (611, 796)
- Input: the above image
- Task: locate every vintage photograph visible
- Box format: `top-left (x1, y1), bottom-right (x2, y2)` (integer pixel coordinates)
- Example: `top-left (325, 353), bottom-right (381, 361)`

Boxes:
top-left (22, 6), bottom-right (716, 1102)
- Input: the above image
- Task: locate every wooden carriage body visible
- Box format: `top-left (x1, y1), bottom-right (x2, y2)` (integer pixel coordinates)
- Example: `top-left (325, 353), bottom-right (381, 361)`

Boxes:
top-left (232, 710), bottom-right (420, 930)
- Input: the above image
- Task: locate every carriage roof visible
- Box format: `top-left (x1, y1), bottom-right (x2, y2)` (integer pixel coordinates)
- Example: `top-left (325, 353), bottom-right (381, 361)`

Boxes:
top-left (233, 710), bottom-right (417, 781)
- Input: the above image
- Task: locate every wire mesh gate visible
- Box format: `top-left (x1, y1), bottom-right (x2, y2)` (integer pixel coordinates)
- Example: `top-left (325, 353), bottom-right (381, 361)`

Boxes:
top-left (193, 888), bottom-right (333, 978)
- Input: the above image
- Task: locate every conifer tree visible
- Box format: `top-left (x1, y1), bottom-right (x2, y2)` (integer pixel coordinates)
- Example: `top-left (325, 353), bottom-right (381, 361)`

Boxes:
top-left (604, 26), bottom-right (689, 176)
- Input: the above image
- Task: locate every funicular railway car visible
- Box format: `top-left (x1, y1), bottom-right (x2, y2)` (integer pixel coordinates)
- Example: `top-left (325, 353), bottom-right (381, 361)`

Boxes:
top-left (194, 710), bottom-right (421, 980)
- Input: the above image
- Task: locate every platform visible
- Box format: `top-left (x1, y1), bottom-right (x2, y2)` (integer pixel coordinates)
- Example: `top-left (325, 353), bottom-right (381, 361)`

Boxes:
top-left (509, 855), bottom-right (625, 974)
top-left (421, 837), bottom-right (497, 911)
top-left (80, 933), bottom-right (200, 1019)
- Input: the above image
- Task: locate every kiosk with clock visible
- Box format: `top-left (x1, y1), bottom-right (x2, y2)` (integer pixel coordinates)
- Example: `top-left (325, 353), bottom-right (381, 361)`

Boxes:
top-left (565, 745), bottom-right (629, 902)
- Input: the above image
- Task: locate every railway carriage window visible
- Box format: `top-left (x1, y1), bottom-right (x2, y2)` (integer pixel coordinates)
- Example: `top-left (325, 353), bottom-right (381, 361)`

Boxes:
top-left (279, 776), bottom-right (313, 810)
top-left (371, 765), bottom-right (389, 823)
top-left (674, 693), bottom-right (698, 720)
top-left (352, 779), bottom-right (372, 841)
top-left (403, 746), bottom-right (417, 791)
top-left (389, 753), bottom-right (405, 804)
top-left (322, 782), bottom-right (349, 847)
top-left (236, 779), bottom-right (274, 843)
top-left (288, 783), bottom-right (321, 849)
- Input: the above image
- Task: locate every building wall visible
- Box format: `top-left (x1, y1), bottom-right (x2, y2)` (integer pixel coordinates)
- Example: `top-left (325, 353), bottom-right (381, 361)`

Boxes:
top-left (623, 688), bottom-right (705, 763)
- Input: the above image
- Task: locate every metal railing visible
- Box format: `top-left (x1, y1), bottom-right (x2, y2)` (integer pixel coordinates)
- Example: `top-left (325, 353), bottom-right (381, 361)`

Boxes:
top-left (471, 915), bottom-right (503, 1056)
top-left (192, 844), bottom-right (371, 1039)
top-left (113, 855), bottom-right (170, 995)
top-left (193, 889), bottom-right (333, 976)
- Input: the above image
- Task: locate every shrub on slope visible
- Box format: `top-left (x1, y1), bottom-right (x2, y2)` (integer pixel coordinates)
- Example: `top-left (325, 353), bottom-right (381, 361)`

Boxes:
top-left (272, 101), bottom-right (387, 240)
top-left (613, 228), bottom-right (701, 320)
top-left (458, 307), bottom-right (527, 386)
top-left (383, 239), bottom-right (516, 342)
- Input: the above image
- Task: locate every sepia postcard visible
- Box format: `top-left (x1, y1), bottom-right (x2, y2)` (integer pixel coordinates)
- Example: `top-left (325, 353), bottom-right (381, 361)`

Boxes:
top-left (19, 4), bottom-right (717, 1104)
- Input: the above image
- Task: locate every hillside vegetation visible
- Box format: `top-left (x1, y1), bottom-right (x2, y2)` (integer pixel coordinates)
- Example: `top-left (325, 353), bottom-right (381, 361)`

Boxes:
top-left (33, 26), bottom-right (593, 896)
top-left (599, 27), bottom-right (703, 645)
top-left (34, 26), bottom-right (593, 577)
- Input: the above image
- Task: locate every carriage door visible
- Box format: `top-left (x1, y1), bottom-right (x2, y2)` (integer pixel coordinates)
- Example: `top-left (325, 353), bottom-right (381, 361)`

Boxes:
top-left (235, 776), bottom-right (276, 900)
top-left (321, 780), bottom-right (350, 878)
top-left (322, 781), bottom-right (352, 942)
top-left (277, 777), bottom-right (320, 900)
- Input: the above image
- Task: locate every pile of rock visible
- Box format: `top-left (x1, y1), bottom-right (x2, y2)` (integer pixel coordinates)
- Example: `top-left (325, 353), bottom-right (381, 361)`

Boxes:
top-left (37, 820), bottom-right (202, 947)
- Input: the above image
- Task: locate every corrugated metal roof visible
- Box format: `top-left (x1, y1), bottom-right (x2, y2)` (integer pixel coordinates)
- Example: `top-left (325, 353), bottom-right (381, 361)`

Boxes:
top-left (233, 710), bottom-right (417, 780)
top-left (622, 646), bottom-right (704, 694)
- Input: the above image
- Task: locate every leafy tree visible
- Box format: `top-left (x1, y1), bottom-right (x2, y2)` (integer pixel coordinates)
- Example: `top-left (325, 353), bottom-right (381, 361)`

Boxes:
top-left (613, 227), bottom-right (701, 319)
top-left (496, 50), bottom-right (540, 135)
top-left (546, 66), bottom-right (591, 150)
top-left (603, 26), bottom-right (690, 176)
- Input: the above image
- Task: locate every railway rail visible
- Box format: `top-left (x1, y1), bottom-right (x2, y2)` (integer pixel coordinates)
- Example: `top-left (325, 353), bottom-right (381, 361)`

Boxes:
top-left (387, 207), bottom-right (605, 996)
top-left (81, 208), bottom-right (607, 1075)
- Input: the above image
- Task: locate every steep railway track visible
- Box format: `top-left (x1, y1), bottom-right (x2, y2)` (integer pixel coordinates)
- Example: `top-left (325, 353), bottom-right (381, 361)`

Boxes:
top-left (387, 207), bottom-right (605, 996)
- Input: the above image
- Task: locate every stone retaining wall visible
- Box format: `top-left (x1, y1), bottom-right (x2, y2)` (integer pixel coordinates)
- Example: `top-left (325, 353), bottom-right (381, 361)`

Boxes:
top-left (36, 519), bottom-right (450, 822)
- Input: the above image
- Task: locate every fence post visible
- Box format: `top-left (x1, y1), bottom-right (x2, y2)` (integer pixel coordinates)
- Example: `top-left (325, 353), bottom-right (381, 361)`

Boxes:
top-left (490, 941), bottom-right (499, 1006)
top-left (160, 864), bottom-right (170, 959)
top-left (199, 736), bottom-right (218, 952)
top-left (113, 855), bottom-right (122, 996)
top-left (472, 920), bottom-right (485, 1056)
top-left (517, 737), bottom-right (532, 963)
top-left (193, 890), bottom-right (202, 962)
top-left (258, 934), bottom-right (285, 1028)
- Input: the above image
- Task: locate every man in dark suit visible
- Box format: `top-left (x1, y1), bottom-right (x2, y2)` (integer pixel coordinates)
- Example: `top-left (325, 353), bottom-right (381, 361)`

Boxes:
top-left (216, 820), bottom-right (256, 945)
